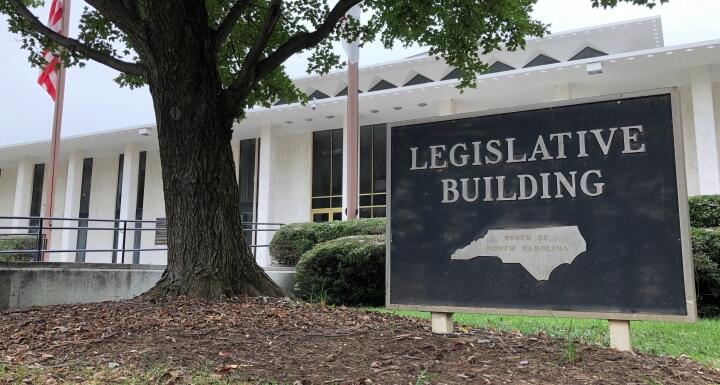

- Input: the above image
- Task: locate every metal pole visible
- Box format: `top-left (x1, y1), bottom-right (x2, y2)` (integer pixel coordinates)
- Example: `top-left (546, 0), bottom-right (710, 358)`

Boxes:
top-left (36, 218), bottom-right (44, 262)
top-left (121, 220), bottom-right (127, 264)
top-left (345, 57), bottom-right (359, 220)
top-left (41, 0), bottom-right (72, 261)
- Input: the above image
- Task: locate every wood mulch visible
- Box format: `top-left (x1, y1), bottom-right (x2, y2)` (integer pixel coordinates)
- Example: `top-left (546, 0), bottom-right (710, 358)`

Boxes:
top-left (1, 297), bottom-right (718, 384)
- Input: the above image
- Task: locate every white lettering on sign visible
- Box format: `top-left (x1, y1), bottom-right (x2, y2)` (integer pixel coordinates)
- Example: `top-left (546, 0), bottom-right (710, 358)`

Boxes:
top-left (450, 226), bottom-right (587, 281)
top-left (409, 126), bottom-right (644, 203)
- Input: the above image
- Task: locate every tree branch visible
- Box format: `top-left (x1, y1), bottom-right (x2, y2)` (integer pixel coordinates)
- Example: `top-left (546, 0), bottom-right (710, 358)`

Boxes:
top-left (223, 0), bottom-right (361, 112)
top-left (84, 0), bottom-right (147, 54)
top-left (215, 0), bottom-right (253, 48)
top-left (6, 0), bottom-right (145, 76)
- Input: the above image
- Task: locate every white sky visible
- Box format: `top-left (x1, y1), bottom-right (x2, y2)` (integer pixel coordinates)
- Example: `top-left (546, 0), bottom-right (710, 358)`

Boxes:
top-left (1, 0), bottom-right (720, 145)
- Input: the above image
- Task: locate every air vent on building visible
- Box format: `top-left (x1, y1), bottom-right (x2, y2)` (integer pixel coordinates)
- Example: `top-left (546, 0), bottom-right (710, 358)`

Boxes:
top-left (404, 74), bottom-right (434, 86)
top-left (442, 68), bottom-right (461, 80)
top-left (335, 87), bottom-right (363, 97)
top-left (569, 47), bottom-right (608, 61)
top-left (523, 54), bottom-right (560, 68)
top-left (308, 90), bottom-right (330, 100)
top-left (487, 61), bottom-right (515, 73)
top-left (368, 80), bottom-right (397, 92)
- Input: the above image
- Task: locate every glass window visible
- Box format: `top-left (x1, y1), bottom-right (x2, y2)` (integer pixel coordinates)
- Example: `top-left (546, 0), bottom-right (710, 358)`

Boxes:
top-left (239, 138), bottom-right (259, 247)
top-left (132, 151), bottom-right (147, 264)
top-left (111, 154), bottom-right (124, 263)
top-left (311, 129), bottom-right (343, 222)
top-left (28, 163), bottom-right (45, 233)
top-left (75, 158), bottom-right (93, 262)
top-left (359, 124), bottom-right (387, 218)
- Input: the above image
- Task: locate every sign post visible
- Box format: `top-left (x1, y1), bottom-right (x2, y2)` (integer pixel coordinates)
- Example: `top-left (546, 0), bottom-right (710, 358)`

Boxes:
top-left (386, 90), bottom-right (696, 350)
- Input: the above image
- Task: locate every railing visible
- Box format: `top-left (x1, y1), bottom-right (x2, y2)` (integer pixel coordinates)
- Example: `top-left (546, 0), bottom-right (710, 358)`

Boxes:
top-left (0, 215), bottom-right (282, 263)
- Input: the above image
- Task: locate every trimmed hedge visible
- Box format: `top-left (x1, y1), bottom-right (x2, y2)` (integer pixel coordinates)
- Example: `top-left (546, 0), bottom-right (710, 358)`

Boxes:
top-left (0, 235), bottom-right (38, 262)
top-left (295, 235), bottom-right (385, 306)
top-left (269, 218), bottom-right (385, 265)
top-left (690, 227), bottom-right (720, 317)
top-left (689, 195), bottom-right (720, 228)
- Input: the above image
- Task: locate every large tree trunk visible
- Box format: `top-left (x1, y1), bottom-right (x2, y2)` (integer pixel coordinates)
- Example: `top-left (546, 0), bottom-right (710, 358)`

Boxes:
top-left (142, 1), bottom-right (284, 299)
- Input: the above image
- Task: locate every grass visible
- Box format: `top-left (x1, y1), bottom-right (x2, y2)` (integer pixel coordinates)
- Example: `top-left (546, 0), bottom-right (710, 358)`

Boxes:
top-left (369, 308), bottom-right (720, 369)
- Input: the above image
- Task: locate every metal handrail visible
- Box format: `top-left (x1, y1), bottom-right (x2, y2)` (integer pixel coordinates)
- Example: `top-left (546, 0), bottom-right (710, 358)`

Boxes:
top-left (0, 215), bottom-right (283, 263)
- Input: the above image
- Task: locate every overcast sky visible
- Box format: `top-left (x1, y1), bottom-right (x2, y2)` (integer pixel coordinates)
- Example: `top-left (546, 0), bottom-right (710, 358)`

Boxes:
top-left (1, 0), bottom-right (720, 146)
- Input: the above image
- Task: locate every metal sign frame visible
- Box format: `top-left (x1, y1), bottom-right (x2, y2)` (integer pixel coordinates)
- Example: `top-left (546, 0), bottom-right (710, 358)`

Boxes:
top-left (385, 88), bottom-right (697, 322)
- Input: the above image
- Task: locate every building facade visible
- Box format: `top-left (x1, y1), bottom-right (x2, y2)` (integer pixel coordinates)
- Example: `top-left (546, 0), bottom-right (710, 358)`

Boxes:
top-left (1, 16), bottom-right (719, 266)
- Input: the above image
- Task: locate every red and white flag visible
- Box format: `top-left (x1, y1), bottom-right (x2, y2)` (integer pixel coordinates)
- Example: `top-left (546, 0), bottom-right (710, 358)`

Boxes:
top-left (37, 0), bottom-right (64, 101)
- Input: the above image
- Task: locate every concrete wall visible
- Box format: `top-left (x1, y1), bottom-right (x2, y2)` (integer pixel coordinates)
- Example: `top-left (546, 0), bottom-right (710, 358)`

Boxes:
top-left (85, 155), bottom-right (120, 263)
top-left (0, 262), bottom-right (296, 310)
top-left (138, 150), bottom-right (166, 265)
top-left (269, 132), bottom-right (313, 224)
top-left (0, 167), bottom-right (17, 228)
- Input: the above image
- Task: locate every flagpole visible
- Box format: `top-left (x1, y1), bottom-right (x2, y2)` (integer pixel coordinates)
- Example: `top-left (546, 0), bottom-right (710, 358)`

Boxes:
top-left (346, 59), bottom-right (359, 220)
top-left (42, 0), bottom-right (71, 261)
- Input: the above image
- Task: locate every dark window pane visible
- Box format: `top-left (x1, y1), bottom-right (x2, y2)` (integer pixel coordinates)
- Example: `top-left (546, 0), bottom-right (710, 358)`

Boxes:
top-left (372, 207), bottom-right (386, 218)
top-left (313, 213), bottom-right (329, 222)
top-left (331, 129), bottom-right (343, 197)
top-left (28, 163), bottom-right (45, 233)
top-left (359, 208), bottom-right (372, 218)
top-left (373, 194), bottom-right (386, 206)
top-left (133, 151), bottom-right (147, 264)
top-left (238, 139), bottom-right (257, 203)
top-left (332, 212), bottom-right (342, 221)
top-left (75, 158), bottom-right (93, 262)
top-left (312, 198), bottom-right (330, 209)
top-left (359, 125), bottom-right (372, 194)
top-left (112, 154), bottom-right (124, 263)
top-left (312, 131), bottom-right (332, 197)
top-left (373, 124), bottom-right (387, 193)
top-left (359, 195), bottom-right (372, 206)
top-left (331, 196), bottom-right (342, 208)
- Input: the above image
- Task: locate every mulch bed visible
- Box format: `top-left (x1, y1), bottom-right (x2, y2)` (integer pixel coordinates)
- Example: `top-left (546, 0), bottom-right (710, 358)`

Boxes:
top-left (1, 297), bottom-right (718, 385)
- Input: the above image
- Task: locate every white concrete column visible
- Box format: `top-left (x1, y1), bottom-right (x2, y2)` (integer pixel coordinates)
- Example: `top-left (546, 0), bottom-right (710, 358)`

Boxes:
top-left (255, 125), bottom-right (274, 267)
top-left (59, 151), bottom-right (83, 262)
top-left (553, 83), bottom-right (572, 102)
top-left (438, 98), bottom-right (456, 116)
top-left (11, 158), bottom-right (34, 233)
top-left (231, 137), bottom-right (241, 184)
top-left (117, 144), bottom-right (140, 264)
top-left (691, 66), bottom-right (720, 194)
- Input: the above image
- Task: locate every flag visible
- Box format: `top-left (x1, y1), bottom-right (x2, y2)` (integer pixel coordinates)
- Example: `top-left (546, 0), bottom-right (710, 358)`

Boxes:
top-left (341, 4), bottom-right (361, 64)
top-left (37, 0), bottom-right (64, 101)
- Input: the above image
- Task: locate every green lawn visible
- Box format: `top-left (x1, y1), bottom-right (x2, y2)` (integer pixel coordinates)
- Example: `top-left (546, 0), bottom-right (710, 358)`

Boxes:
top-left (369, 309), bottom-right (720, 369)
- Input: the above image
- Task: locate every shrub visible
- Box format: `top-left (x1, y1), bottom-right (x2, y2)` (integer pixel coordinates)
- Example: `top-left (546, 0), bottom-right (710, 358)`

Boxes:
top-left (269, 218), bottom-right (385, 265)
top-left (295, 235), bottom-right (385, 306)
top-left (0, 235), bottom-right (38, 262)
top-left (690, 227), bottom-right (720, 317)
top-left (689, 195), bottom-right (720, 228)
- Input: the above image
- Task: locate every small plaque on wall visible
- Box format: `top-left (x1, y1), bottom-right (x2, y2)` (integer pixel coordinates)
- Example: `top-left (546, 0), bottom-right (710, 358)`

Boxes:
top-left (155, 217), bottom-right (167, 246)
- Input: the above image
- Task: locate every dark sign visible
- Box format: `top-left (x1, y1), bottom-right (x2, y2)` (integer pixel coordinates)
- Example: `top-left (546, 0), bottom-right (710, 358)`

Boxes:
top-left (154, 218), bottom-right (167, 246)
top-left (387, 91), bottom-right (696, 321)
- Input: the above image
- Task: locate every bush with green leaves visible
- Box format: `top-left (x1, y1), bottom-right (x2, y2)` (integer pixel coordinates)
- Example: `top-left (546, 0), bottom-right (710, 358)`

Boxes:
top-left (690, 227), bottom-right (720, 317)
top-left (295, 235), bottom-right (385, 306)
top-left (269, 218), bottom-right (385, 265)
top-left (0, 235), bottom-right (38, 262)
top-left (689, 195), bottom-right (720, 228)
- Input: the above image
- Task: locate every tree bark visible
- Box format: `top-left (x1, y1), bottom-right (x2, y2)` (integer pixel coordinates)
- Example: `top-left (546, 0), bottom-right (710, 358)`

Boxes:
top-left (142, 1), bottom-right (284, 299)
